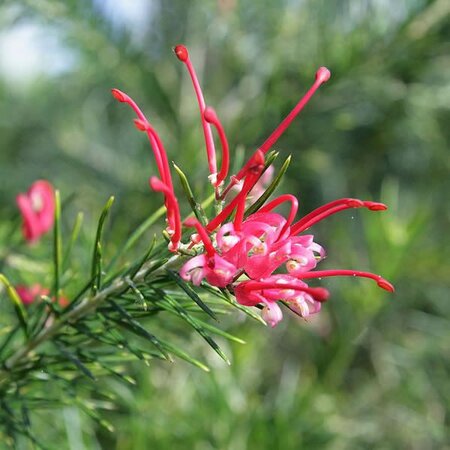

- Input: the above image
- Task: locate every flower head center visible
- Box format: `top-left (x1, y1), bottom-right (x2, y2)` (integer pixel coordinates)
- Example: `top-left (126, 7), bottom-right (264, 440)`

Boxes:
top-left (30, 192), bottom-right (44, 213)
top-left (286, 257), bottom-right (308, 272)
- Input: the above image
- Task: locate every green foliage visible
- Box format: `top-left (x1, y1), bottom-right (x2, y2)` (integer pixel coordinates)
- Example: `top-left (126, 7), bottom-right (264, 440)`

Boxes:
top-left (0, 275), bottom-right (28, 338)
top-left (0, 187), bottom-right (260, 447)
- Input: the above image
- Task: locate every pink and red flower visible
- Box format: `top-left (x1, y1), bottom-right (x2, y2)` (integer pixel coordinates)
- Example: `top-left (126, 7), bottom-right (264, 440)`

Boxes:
top-left (113, 45), bottom-right (394, 327)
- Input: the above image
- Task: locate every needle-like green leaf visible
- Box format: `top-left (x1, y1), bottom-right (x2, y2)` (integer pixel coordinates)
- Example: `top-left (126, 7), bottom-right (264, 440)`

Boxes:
top-left (74, 398), bottom-right (114, 433)
top-left (108, 299), bottom-right (172, 361)
top-left (156, 339), bottom-right (210, 372)
top-left (54, 341), bottom-right (96, 380)
top-left (173, 162), bottom-right (208, 225)
top-left (163, 294), bottom-right (231, 365)
top-left (106, 204), bottom-right (166, 272)
top-left (91, 196), bottom-right (114, 295)
top-left (194, 318), bottom-right (246, 344)
top-left (62, 211), bottom-right (83, 270)
top-left (0, 274), bottom-right (28, 337)
top-left (53, 190), bottom-right (62, 304)
top-left (166, 270), bottom-right (218, 321)
top-left (245, 154), bottom-right (291, 217)
top-left (126, 234), bottom-right (157, 280)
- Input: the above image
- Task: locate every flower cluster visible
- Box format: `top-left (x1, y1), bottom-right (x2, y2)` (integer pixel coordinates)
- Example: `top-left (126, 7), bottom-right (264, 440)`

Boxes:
top-left (113, 45), bottom-right (394, 327)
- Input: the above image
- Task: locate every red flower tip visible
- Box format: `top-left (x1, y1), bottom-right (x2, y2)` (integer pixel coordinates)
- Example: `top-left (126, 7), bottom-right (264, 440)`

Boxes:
top-left (184, 217), bottom-right (197, 227)
top-left (310, 287), bottom-right (330, 302)
top-left (315, 67), bottom-right (331, 84)
top-left (149, 176), bottom-right (165, 191)
top-left (364, 201), bottom-right (388, 211)
top-left (111, 88), bottom-right (127, 102)
top-left (203, 106), bottom-right (217, 123)
top-left (377, 278), bottom-right (395, 292)
top-left (133, 118), bottom-right (149, 131)
top-left (174, 45), bottom-right (189, 62)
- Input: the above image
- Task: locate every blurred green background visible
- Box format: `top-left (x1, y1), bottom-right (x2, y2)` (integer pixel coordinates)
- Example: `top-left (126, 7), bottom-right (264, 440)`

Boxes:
top-left (0, 0), bottom-right (449, 448)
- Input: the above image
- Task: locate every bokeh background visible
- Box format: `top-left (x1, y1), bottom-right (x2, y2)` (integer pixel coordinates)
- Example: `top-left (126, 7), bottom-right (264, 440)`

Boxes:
top-left (0, 0), bottom-right (449, 448)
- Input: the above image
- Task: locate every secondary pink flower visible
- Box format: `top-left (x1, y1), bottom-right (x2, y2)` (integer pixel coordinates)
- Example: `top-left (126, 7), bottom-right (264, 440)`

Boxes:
top-left (16, 284), bottom-right (49, 305)
top-left (16, 284), bottom-right (69, 307)
top-left (16, 180), bottom-right (55, 243)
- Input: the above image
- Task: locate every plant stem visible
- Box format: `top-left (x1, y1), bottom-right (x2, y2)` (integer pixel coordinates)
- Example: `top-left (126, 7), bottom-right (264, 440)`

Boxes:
top-left (0, 254), bottom-right (181, 386)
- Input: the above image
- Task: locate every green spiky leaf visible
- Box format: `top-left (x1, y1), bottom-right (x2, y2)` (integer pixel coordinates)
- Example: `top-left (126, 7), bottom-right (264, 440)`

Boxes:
top-left (166, 270), bottom-right (218, 321)
top-left (53, 190), bottom-right (62, 303)
top-left (245, 154), bottom-right (291, 217)
top-left (173, 162), bottom-right (209, 225)
top-left (91, 196), bottom-right (114, 295)
top-left (0, 274), bottom-right (28, 337)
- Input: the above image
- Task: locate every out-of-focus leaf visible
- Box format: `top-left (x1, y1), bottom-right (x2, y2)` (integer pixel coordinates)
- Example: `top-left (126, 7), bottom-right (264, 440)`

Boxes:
top-left (194, 318), bottom-right (246, 344)
top-left (163, 293), bottom-right (231, 365)
top-left (0, 274), bottom-right (28, 337)
top-left (107, 299), bottom-right (171, 361)
top-left (53, 190), bottom-right (62, 303)
top-left (107, 204), bottom-right (165, 272)
top-left (54, 341), bottom-right (96, 380)
top-left (155, 339), bottom-right (210, 372)
top-left (62, 211), bottom-right (83, 270)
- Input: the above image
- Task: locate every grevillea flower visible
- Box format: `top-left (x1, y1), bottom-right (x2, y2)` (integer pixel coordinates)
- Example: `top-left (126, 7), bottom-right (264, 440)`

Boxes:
top-left (16, 180), bottom-right (55, 243)
top-left (113, 44), bottom-right (394, 327)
